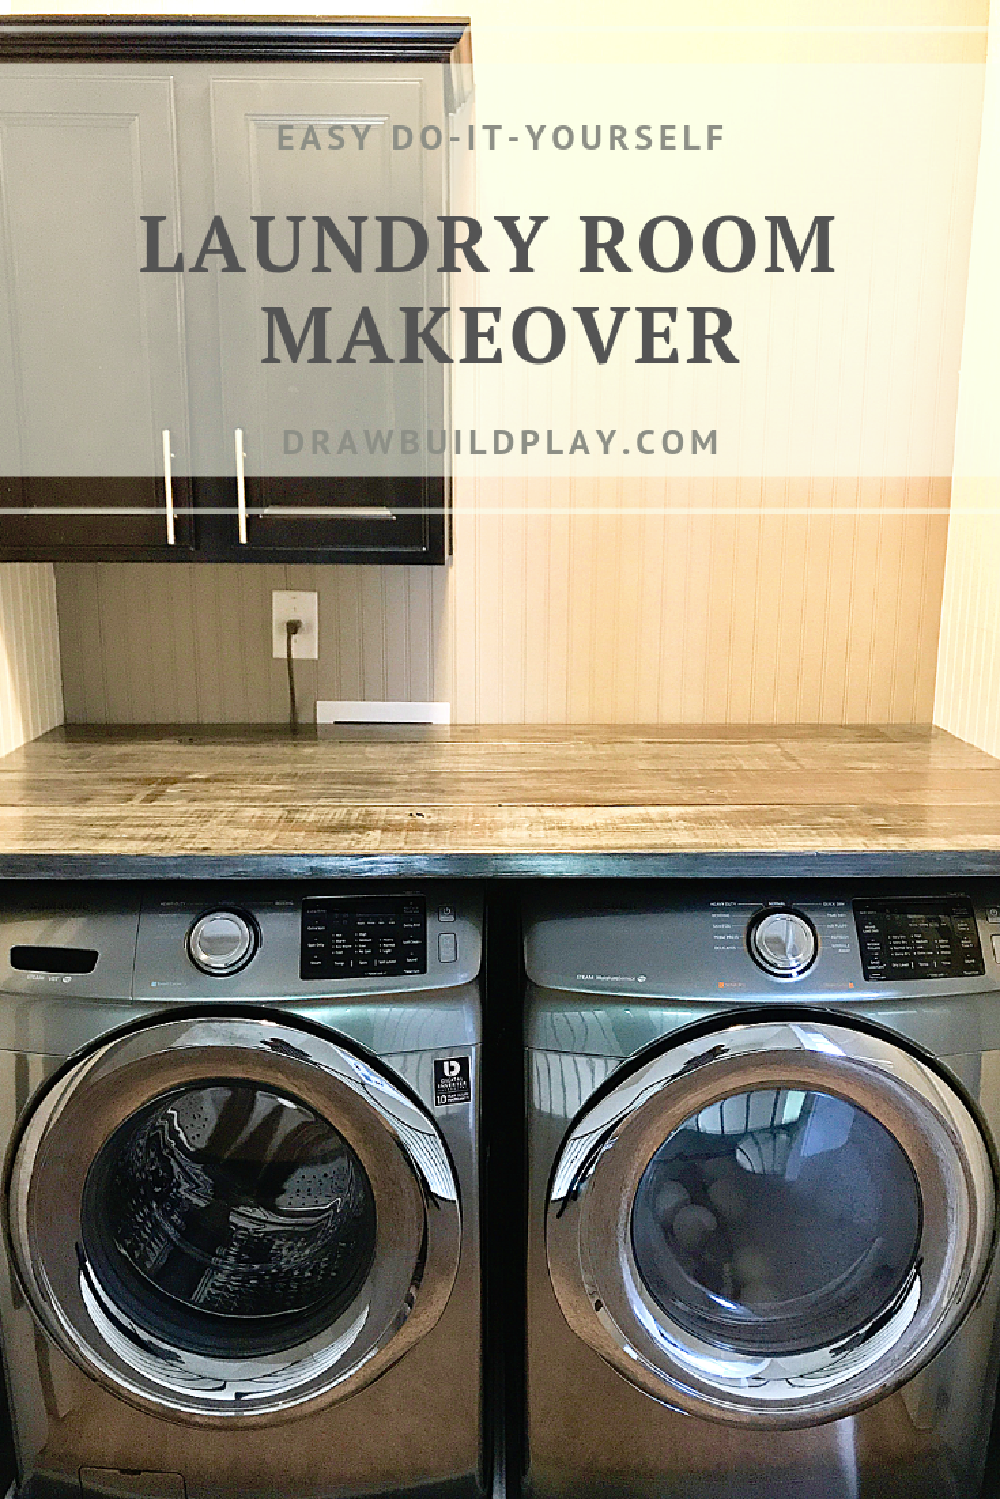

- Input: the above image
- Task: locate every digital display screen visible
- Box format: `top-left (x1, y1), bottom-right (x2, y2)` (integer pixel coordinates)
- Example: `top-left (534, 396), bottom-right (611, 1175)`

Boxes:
top-left (300, 896), bottom-right (426, 980)
top-left (853, 898), bottom-right (984, 982)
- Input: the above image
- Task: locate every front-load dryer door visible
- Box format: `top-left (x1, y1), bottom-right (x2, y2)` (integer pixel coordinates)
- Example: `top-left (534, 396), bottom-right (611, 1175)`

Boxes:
top-left (5, 1009), bottom-right (462, 1423)
top-left (545, 1008), bottom-right (998, 1428)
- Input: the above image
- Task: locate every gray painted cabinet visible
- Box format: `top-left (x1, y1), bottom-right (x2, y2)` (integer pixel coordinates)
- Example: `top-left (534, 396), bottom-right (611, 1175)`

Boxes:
top-left (0, 71), bottom-right (196, 557)
top-left (0, 23), bottom-right (466, 564)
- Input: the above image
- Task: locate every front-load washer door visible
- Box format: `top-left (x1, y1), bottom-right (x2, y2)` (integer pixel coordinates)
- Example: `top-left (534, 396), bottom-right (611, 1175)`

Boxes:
top-left (5, 1009), bottom-right (462, 1423)
top-left (545, 1008), bottom-right (998, 1428)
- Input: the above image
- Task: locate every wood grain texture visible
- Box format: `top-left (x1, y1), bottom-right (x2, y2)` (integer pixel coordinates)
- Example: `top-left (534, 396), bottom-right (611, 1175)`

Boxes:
top-left (3, 725), bottom-right (1000, 874)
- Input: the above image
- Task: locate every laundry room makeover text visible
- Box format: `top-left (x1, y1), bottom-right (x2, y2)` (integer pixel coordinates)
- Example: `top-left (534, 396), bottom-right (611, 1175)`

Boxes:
top-left (139, 211), bottom-right (835, 368)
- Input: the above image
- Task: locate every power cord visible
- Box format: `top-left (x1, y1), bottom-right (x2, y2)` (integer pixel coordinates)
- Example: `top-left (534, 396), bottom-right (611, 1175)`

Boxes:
top-left (285, 617), bottom-right (302, 735)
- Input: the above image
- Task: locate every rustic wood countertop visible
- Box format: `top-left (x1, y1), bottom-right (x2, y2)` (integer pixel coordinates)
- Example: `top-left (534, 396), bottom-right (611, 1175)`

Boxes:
top-left (2, 723), bottom-right (1000, 879)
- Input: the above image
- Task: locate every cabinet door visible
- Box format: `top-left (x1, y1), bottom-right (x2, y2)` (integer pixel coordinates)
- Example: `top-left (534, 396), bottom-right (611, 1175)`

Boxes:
top-left (201, 71), bottom-right (450, 563)
top-left (0, 72), bottom-right (195, 559)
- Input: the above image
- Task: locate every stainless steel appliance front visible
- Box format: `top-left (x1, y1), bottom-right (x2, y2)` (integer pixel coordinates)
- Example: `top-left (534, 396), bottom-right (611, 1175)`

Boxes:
top-left (0, 882), bottom-right (484, 1499)
top-left (524, 885), bottom-right (1000, 1498)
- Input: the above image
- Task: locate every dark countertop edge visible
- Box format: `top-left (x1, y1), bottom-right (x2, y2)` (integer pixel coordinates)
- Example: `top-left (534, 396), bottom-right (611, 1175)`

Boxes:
top-left (2, 851), bottom-right (999, 880)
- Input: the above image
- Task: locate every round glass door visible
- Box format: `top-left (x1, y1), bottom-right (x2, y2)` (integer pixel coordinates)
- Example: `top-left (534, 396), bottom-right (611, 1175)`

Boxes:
top-left (631, 1087), bottom-right (922, 1356)
top-left (81, 1082), bottom-right (378, 1357)
top-left (546, 1014), bottom-right (997, 1427)
top-left (6, 1012), bottom-right (462, 1421)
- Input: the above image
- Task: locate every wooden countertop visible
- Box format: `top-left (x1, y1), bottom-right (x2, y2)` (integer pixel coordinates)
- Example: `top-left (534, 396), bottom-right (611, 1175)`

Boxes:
top-left (3, 723), bottom-right (1000, 878)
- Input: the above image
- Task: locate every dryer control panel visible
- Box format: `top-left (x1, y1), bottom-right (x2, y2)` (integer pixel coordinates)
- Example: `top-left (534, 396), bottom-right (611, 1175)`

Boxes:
top-left (524, 886), bottom-right (1000, 1003)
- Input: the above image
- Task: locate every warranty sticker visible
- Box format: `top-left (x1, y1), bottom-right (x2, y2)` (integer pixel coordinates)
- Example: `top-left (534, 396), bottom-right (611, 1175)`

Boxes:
top-left (434, 1055), bottom-right (472, 1107)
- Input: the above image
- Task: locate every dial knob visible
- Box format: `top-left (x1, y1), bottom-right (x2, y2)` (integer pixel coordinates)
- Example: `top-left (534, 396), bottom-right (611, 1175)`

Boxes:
top-left (748, 909), bottom-right (817, 979)
top-left (187, 910), bottom-right (257, 976)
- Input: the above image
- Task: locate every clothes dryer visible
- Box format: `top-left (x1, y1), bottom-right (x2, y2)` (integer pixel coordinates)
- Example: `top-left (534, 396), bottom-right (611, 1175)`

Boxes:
top-left (524, 886), bottom-right (1000, 1498)
top-left (0, 883), bottom-right (484, 1499)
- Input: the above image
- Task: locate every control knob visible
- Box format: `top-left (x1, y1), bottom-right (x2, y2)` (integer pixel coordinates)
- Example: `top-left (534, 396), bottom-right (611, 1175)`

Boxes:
top-left (747, 908), bottom-right (817, 979)
top-left (187, 909), bottom-right (258, 976)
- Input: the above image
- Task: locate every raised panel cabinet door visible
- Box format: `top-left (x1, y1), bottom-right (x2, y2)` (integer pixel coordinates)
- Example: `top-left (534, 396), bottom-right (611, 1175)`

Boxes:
top-left (0, 70), bottom-right (195, 559)
top-left (203, 68), bottom-right (450, 562)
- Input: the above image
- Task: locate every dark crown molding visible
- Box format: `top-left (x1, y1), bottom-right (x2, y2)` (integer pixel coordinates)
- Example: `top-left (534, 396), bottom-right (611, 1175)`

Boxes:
top-left (0, 15), bottom-right (472, 63)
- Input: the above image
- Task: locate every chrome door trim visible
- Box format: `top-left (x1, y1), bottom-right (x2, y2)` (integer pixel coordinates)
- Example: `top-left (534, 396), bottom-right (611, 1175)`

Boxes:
top-left (546, 1011), bottom-right (997, 1428)
top-left (5, 1010), bottom-right (461, 1424)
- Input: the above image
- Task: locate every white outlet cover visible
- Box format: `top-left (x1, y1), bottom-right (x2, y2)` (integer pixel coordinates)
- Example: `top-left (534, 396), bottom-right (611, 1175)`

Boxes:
top-left (272, 591), bottom-right (318, 659)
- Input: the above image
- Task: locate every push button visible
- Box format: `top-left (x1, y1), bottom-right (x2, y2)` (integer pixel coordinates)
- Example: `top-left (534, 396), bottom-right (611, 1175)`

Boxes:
top-left (438, 932), bottom-right (458, 963)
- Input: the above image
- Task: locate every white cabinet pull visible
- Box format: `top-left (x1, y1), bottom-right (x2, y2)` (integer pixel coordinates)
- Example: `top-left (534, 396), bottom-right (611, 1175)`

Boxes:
top-left (234, 427), bottom-right (248, 544)
top-left (161, 429), bottom-right (175, 545)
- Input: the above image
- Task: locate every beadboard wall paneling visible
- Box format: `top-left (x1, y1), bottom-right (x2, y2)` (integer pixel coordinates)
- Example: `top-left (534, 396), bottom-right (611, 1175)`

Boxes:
top-left (15, 2), bottom-right (984, 733)
top-left (933, 0), bottom-right (1000, 757)
top-left (55, 561), bottom-right (452, 727)
top-left (0, 564), bottom-right (64, 755)
top-left (450, 477), bottom-right (949, 725)
top-left (935, 479), bottom-right (1000, 751)
top-left (55, 476), bottom-right (948, 726)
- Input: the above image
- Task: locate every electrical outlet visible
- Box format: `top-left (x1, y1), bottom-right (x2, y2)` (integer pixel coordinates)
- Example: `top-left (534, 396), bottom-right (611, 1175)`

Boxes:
top-left (272, 591), bottom-right (318, 659)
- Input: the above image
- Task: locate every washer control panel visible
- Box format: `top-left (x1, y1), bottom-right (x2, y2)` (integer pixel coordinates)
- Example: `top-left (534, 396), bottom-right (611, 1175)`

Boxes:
top-left (123, 883), bottom-right (479, 1000)
top-left (854, 898), bottom-right (984, 982)
top-left (747, 908), bottom-right (818, 978)
top-left (0, 886), bottom-right (481, 1000)
top-left (301, 895), bottom-right (426, 979)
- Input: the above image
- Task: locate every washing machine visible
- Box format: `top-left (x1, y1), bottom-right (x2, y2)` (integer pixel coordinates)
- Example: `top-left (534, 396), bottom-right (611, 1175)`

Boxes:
top-left (0, 882), bottom-right (485, 1499)
top-left (523, 884), bottom-right (1000, 1499)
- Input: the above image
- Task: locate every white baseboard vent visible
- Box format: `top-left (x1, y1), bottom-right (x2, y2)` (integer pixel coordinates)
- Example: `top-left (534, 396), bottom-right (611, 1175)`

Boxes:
top-left (316, 700), bottom-right (451, 725)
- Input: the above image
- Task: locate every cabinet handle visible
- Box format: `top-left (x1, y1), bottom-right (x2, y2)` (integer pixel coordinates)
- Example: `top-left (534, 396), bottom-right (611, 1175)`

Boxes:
top-left (268, 506), bottom-right (395, 520)
top-left (234, 427), bottom-right (248, 544)
top-left (162, 429), bottom-right (175, 546)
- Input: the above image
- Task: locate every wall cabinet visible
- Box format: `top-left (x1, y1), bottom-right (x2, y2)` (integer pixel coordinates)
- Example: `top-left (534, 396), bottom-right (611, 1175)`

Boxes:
top-left (0, 73), bottom-right (197, 560)
top-left (0, 20), bottom-right (469, 564)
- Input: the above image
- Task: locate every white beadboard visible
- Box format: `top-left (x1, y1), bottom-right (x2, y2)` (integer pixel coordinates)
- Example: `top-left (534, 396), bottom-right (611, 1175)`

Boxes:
top-left (0, 563), bottom-right (64, 755)
top-left (54, 475), bottom-right (949, 726)
top-left (933, 0), bottom-right (1000, 759)
top-left (11, 0), bottom-right (983, 732)
top-left (935, 481), bottom-right (1000, 754)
